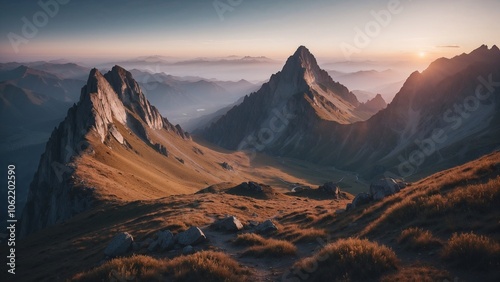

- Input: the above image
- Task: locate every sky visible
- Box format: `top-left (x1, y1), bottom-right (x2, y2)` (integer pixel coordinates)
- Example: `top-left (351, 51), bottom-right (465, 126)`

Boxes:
top-left (0, 0), bottom-right (499, 64)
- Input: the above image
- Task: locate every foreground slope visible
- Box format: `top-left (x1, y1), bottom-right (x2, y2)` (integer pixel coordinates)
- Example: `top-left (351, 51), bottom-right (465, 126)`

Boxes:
top-left (9, 150), bottom-right (500, 281)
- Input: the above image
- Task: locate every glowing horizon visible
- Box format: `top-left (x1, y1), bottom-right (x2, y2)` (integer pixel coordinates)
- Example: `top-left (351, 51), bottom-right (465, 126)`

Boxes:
top-left (0, 0), bottom-right (498, 64)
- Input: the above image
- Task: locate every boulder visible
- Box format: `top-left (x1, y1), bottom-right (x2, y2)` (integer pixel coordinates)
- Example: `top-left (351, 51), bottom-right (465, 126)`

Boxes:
top-left (255, 220), bottom-right (278, 234)
top-left (183, 245), bottom-right (195, 255)
top-left (176, 227), bottom-right (206, 246)
top-left (370, 178), bottom-right (400, 200)
top-left (104, 232), bottom-right (134, 257)
top-left (214, 216), bottom-right (244, 232)
top-left (157, 230), bottom-right (175, 251)
top-left (221, 162), bottom-right (234, 171)
top-left (352, 192), bottom-right (372, 209)
top-left (248, 182), bottom-right (263, 193)
top-left (319, 182), bottom-right (340, 198)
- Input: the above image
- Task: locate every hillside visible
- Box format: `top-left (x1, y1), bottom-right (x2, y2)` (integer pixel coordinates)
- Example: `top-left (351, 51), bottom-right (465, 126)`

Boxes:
top-left (8, 150), bottom-right (499, 281)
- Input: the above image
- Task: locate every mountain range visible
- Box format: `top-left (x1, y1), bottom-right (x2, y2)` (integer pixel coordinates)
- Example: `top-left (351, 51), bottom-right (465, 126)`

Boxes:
top-left (203, 45), bottom-right (500, 180)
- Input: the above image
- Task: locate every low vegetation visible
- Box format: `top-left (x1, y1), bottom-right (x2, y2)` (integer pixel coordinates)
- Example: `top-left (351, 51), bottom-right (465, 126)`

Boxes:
top-left (293, 238), bottom-right (399, 281)
top-left (398, 227), bottom-right (442, 251)
top-left (234, 233), bottom-right (297, 257)
top-left (441, 232), bottom-right (500, 270)
top-left (73, 251), bottom-right (251, 282)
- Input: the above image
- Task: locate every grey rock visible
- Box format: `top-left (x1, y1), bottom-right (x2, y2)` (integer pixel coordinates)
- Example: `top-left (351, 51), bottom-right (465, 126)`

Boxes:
top-left (370, 178), bottom-right (400, 200)
top-left (157, 230), bottom-right (175, 251)
top-left (319, 182), bottom-right (340, 198)
top-left (255, 219), bottom-right (278, 234)
top-left (104, 232), bottom-right (134, 257)
top-left (213, 216), bottom-right (244, 232)
top-left (352, 192), bottom-right (372, 209)
top-left (176, 227), bottom-right (206, 246)
top-left (182, 245), bottom-right (195, 255)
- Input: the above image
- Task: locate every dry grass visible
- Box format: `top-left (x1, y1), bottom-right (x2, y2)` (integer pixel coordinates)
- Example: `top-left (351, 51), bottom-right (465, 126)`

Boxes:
top-left (380, 265), bottom-right (451, 282)
top-left (278, 225), bottom-right (328, 243)
top-left (441, 232), bottom-right (500, 270)
top-left (234, 233), bottom-right (297, 257)
top-left (73, 251), bottom-right (251, 282)
top-left (364, 176), bottom-right (500, 235)
top-left (398, 227), bottom-right (442, 251)
top-left (72, 255), bottom-right (167, 281)
top-left (233, 233), bottom-right (268, 246)
top-left (165, 251), bottom-right (251, 281)
top-left (292, 238), bottom-right (399, 281)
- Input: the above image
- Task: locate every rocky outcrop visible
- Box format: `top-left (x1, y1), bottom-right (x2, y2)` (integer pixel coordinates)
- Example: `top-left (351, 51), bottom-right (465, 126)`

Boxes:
top-left (20, 66), bottom-right (190, 237)
top-left (104, 232), bottom-right (134, 257)
top-left (213, 216), bottom-right (244, 232)
top-left (255, 219), bottom-right (278, 234)
top-left (370, 178), bottom-right (401, 200)
top-left (319, 182), bottom-right (340, 198)
top-left (176, 227), bottom-right (206, 246)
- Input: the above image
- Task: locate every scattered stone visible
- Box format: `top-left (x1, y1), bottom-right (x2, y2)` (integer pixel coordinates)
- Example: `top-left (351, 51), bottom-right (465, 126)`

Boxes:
top-left (370, 178), bottom-right (400, 200)
top-left (193, 147), bottom-right (204, 155)
top-left (351, 192), bottom-right (373, 209)
top-left (104, 232), bottom-right (134, 257)
top-left (221, 162), bottom-right (234, 171)
top-left (319, 182), bottom-right (340, 198)
top-left (255, 220), bottom-right (278, 234)
top-left (213, 216), bottom-right (244, 232)
top-left (157, 230), bottom-right (175, 251)
top-left (175, 157), bottom-right (185, 164)
top-left (153, 143), bottom-right (169, 157)
top-left (248, 182), bottom-right (263, 192)
top-left (140, 238), bottom-right (154, 249)
top-left (183, 245), bottom-right (195, 255)
top-left (176, 227), bottom-right (206, 246)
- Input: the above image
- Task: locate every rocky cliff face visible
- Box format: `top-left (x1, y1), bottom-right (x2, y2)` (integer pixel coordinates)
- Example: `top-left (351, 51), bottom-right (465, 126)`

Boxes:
top-left (202, 46), bottom-right (364, 150)
top-left (20, 66), bottom-right (188, 237)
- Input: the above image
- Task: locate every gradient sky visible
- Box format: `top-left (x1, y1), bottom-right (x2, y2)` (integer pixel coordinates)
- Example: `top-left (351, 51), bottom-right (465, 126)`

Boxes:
top-left (0, 0), bottom-right (498, 63)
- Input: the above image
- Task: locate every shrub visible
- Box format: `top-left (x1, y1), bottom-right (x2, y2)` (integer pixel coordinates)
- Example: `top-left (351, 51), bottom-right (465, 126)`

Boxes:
top-left (166, 251), bottom-right (251, 281)
top-left (73, 252), bottom-right (251, 282)
top-left (441, 232), bottom-right (500, 270)
top-left (398, 227), bottom-right (442, 250)
top-left (292, 238), bottom-right (399, 281)
top-left (72, 255), bottom-right (167, 281)
top-left (233, 233), bottom-right (267, 246)
top-left (242, 239), bottom-right (297, 257)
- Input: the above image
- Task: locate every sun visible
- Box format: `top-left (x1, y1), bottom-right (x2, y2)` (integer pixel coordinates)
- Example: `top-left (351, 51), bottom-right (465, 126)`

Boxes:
top-left (418, 51), bottom-right (427, 58)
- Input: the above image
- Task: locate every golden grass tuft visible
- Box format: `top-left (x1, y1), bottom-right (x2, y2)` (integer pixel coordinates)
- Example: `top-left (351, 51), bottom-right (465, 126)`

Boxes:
top-left (380, 265), bottom-right (451, 282)
top-left (233, 233), bottom-right (268, 246)
top-left (166, 251), bottom-right (251, 281)
top-left (292, 238), bottom-right (399, 281)
top-left (364, 176), bottom-right (500, 235)
top-left (72, 251), bottom-right (251, 282)
top-left (398, 227), bottom-right (442, 251)
top-left (72, 255), bottom-right (167, 282)
top-left (441, 232), bottom-right (500, 270)
top-left (234, 233), bottom-right (297, 257)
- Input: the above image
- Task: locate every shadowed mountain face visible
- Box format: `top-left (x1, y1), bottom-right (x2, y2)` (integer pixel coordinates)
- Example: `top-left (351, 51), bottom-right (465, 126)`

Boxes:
top-left (203, 45), bottom-right (500, 179)
top-left (202, 46), bottom-right (383, 150)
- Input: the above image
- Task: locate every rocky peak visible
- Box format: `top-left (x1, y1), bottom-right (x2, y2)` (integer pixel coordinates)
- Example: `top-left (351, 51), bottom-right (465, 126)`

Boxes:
top-left (104, 65), bottom-right (164, 130)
